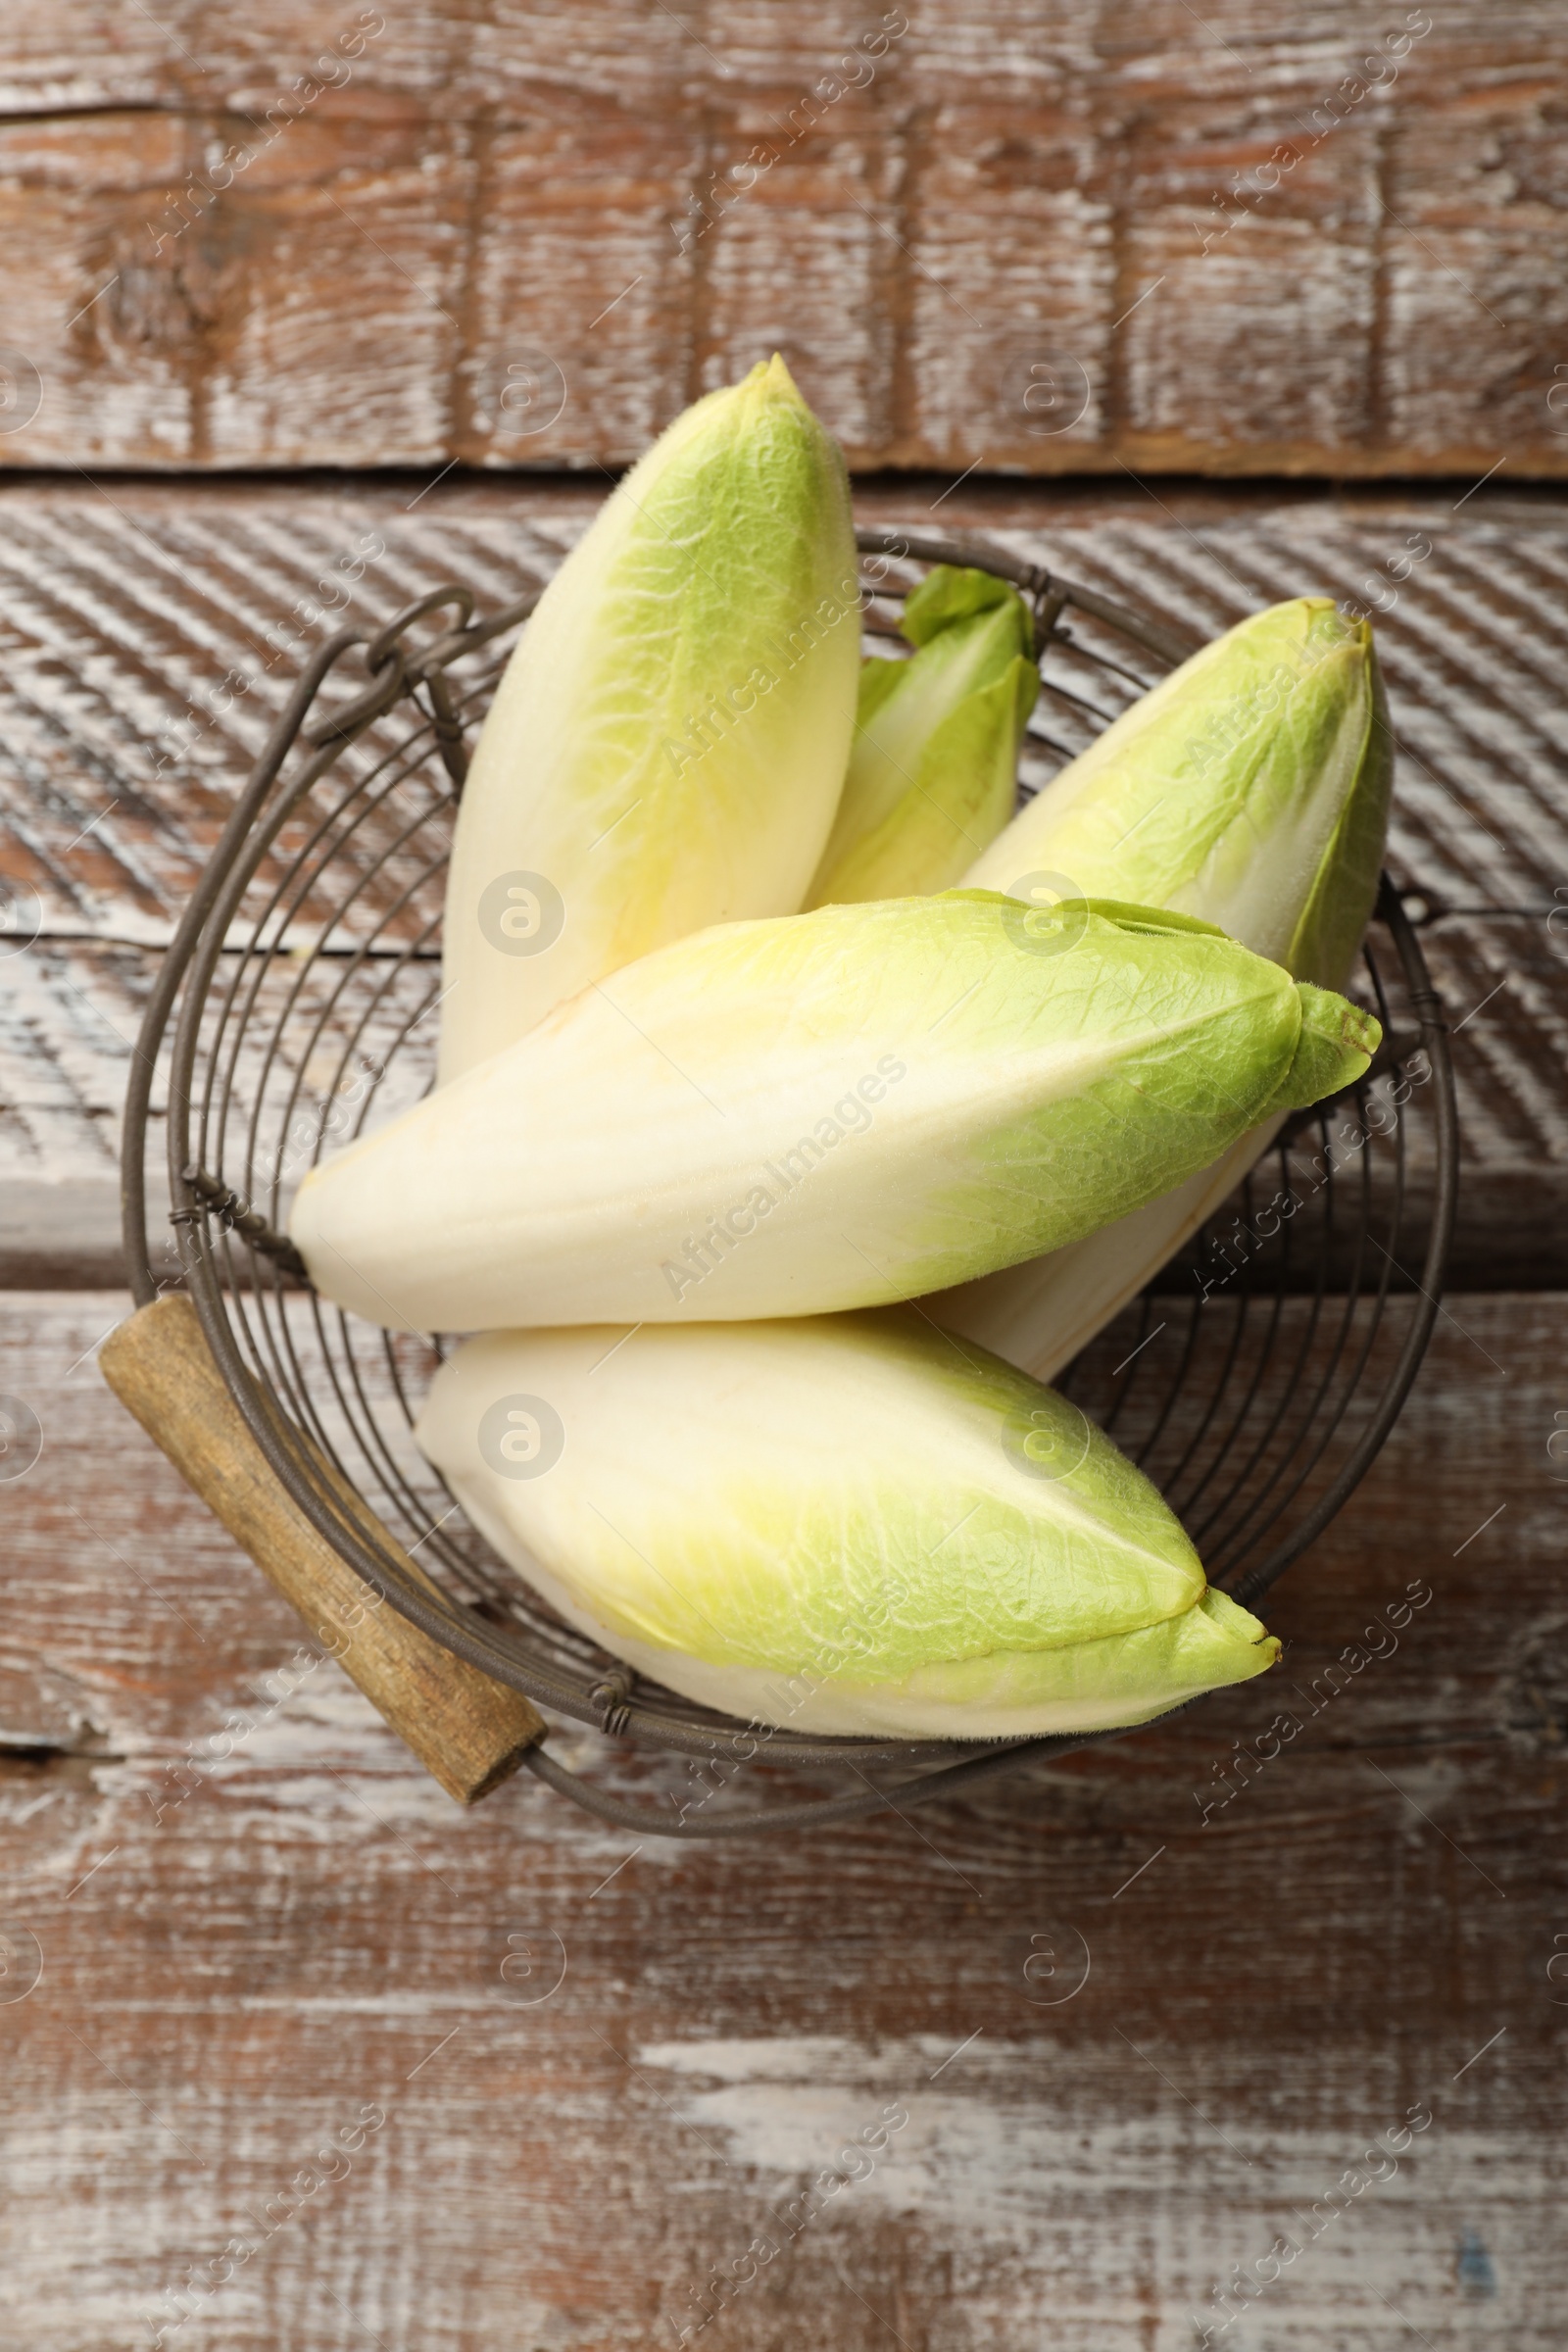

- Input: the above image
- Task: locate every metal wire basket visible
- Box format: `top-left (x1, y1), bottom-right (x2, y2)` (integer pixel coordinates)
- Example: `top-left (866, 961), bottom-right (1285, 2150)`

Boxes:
top-left (120, 526), bottom-right (1457, 1836)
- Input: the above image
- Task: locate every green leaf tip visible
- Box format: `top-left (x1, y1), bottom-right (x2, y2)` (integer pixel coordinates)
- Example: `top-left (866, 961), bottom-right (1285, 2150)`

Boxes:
top-left (805, 568), bottom-right (1037, 907)
top-left (436, 355), bottom-right (858, 1079)
top-left (1270, 984), bottom-right (1382, 1112)
top-left (964, 592), bottom-right (1393, 993)
top-left (903, 564), bottom-right (1029, 650)
top-left (750, 350), bottom-right (805, 401)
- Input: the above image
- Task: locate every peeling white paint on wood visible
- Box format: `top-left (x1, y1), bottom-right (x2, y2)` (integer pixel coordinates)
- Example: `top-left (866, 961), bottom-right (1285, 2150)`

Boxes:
top-left (0, 5), bottom-right (1564, 473)
top-left (0, 1290), bottom-right (1563, 2344)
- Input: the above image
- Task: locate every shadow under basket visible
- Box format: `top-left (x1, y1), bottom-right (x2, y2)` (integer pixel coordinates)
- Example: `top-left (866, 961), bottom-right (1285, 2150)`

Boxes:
top-left (111, 528), bottom-right (1458, 1836)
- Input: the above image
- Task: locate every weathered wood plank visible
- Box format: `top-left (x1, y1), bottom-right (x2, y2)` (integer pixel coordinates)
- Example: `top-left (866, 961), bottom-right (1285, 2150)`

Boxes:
top-left (5, 477), bottom-right (1564, 939)
top-left (5, 1287), bottom-right (1551, 1801)
top-left (98, 1292), bottom-right (547, 1804)
top-left (1, 477), bottom-right (1562, 1286)
top-left (0, 6), bottom-right (1563, 472)
top-left (0, 1290), bottom-right (1563, 2346)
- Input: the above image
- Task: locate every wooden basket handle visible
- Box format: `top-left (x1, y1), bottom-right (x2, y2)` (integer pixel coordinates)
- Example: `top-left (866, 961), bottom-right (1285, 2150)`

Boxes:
top-left (99, 1293), bottom-right (545, 1804)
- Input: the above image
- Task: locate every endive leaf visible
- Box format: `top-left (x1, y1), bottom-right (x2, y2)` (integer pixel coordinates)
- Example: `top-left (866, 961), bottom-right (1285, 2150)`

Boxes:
top-left (965, 596), bottom-right (1391, 988)
top-left (937, 1138), bottom-right (1280, 1387)
top-left (415, 1313), bottom-right (1281, 1739)
top-left (813, 658), bottom-right (1037, 905)
top-left (290, 892), bottom-right (1378, 1335)
top-left (940, 597), bottom-right (1394, 1381)
top-left (806, 566), bottom-right (1036, 906)
top-left (438, 355), bottom-right (859, 1082)
top-left (903, 564), bottom-right (1020, 642)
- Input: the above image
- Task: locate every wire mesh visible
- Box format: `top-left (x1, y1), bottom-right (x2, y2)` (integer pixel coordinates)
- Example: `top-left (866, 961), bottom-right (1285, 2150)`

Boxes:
top-left (122, 528), bottom-right (1457, 1833)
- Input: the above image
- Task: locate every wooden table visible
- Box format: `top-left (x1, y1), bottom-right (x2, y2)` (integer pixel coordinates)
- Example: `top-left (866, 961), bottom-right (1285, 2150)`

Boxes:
top-left (3, 3), bottom-right (1567, 482)
top-left (2, 474), bottom-right (1564, 2348)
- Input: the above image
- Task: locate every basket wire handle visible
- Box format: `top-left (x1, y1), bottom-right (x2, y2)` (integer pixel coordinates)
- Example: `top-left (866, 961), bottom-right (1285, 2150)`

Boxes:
top-left (110, 616), bottom-right (545, 1805)
top-left (100, 1294), bottom-right (545, 1804)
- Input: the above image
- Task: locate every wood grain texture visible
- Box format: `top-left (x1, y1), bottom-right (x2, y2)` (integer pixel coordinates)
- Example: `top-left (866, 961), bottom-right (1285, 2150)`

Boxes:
top-left (97, 1293), bottom-right (545, 1804)
top-left (1, 1288), bottom-right (1564, 2347)
top-left (0, 4), bottom-right (1563, 472)
top-left (0, 475), bottom-right (1561, 1286)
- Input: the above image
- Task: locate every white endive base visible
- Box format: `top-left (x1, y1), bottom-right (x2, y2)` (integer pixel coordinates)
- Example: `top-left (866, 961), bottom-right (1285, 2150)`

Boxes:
top-left (933, 1116), bottom-right (1289, 1386)
top-left (454, 1481), bottom-right (1227, 1743)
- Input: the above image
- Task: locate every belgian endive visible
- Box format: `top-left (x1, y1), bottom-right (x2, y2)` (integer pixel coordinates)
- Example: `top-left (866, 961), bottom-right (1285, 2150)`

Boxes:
top-left (415, 1314), bottom-right (1282, 1739)
top-left (438, 356), bottom-right (859, 1082)
top-left (289, 892), bottom-right (1379, 1335)
top-left (939, 599), bottom-right (1392, 1381)
top-left (806, 565), bottom-right (1037, 906)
